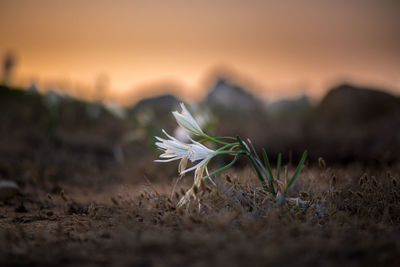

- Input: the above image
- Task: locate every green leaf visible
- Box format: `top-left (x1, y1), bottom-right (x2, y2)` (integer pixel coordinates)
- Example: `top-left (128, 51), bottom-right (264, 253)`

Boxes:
top-left (247, 138), bottom-right (261, 161)
top-left (262, 149), bottom-right (275, 182)
top-left (284, 150), bottom-right (307, 196)
top-left (236, 136), bottom-right (268, 190)
top-left (236, 136), bottom-right (248, 152)
top-left (254, 157), bottom-right (276, 195)
top-left (252, 149), bottom-right (275, 196)
top-left (248, 154), bottom-right (269, 191)
top-left (276, 153), bottom-right (282, 181)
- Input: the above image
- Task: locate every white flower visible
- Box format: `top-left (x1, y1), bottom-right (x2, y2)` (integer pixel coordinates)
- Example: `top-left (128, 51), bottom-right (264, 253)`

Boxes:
top-left (179, 138), bottom-right (215, 175)
top-left (155, 130), bottom-right (216, 176)
top-left (173, 126), bottom-right (190, 143)
top-left (154, 130), bottom-right (191, 163)
top-left (173, 108), bottom-right (212, 142)
top-left (173, 103), bottom-right (204, 136)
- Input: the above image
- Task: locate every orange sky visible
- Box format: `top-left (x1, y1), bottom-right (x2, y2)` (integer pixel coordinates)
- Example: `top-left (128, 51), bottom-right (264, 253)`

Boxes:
top-left (1, 0), bottom-right (399, 104)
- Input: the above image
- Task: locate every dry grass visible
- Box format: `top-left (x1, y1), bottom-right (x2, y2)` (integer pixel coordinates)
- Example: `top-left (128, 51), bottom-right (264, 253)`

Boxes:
top-left (1, 165), bottom-right (399, 267)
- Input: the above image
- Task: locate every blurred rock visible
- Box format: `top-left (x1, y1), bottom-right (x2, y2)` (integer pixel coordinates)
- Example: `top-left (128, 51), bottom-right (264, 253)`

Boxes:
top-left (267, 95), bottom-right (311, 120)
top-left (85, 103), bottom-right (102, 119)
top-left (131, 94), bottom-right (181, 115)
top-left (205, 78), bottom-right (263, 111)
top-left (104, 102), bottom-right (127, 120)
top-left (27, 81), bottom-right (38, 94)
top-left (0, 180), bottom-right (19, 201)
top-left (203, 78), bottom-right (268, 146)
top-left (307, 84), bottom-right (400, 164)
top-left (318, 84), bottom-right (400, 124)
top-left (127, 94), bottom-right (183, 146)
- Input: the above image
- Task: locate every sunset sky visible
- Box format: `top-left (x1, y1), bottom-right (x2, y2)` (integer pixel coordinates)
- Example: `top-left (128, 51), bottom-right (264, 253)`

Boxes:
top-left (1, 0), bottom-right (399, 104)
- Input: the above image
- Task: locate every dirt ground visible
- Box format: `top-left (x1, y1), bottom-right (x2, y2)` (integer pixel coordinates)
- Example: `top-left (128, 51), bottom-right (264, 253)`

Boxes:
top-left (1, 164), bottom-right (400, 267)
top-left (1, 85), bottom-right (400, 266)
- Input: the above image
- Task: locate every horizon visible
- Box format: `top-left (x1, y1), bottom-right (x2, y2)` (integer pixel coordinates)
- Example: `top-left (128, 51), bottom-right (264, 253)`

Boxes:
top-left (1, 0), bottom-right (399, 105)
top-left (3, 74), bottom-right (398, 109)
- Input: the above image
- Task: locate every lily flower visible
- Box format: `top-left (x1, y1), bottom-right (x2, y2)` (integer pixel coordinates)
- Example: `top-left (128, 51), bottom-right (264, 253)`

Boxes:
top-left (179, 138), bottom-right (215, 175)
top-left (154, 130), bottom-right (191, 164)
top-left (155, 130), bottom-right (216, 176)
top-left (172, 103), bottom-right (204, 136)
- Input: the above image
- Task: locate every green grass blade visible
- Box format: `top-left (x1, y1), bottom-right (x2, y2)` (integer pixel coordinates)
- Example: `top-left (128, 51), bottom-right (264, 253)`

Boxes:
top-left (276, 153), bottom-right (282, 181)
top-left (258, 149), bottom-right (276, 195)
top-left (254, 157), bottom-right (276, 195)
top-left (236, 136), bottom-right (248, 152)
top-left (247, 138), bottom-right (261, 161)
top-left (236, 137), bottom-right (273, 193)
top-left (262, 149), bottom-right (275, 181)
top-left (284, 150), bottom-right (307, 196)
top-left (248, 154), bottom-right (269, 191)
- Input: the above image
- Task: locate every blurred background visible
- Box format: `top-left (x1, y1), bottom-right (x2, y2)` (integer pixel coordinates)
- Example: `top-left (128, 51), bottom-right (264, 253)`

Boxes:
top-left (1, 0), bottom-right (400, 102)
top-left (0, 0), bottom-right (399, 189)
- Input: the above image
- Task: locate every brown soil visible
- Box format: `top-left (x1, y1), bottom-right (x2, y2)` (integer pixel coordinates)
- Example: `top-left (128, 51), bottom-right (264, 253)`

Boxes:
top-left (1, 85), bottom-right (399, 266)
top-left (1, 165), bottom-right (399, 267)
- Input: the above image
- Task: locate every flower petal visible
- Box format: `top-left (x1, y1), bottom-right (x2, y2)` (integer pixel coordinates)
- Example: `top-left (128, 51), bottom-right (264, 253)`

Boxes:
top-left (180, 157), bottom-right (210, 175)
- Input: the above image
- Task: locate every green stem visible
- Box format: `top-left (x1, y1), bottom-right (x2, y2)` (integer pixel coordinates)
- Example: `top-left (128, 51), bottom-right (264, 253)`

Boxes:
top-left (204, 135), bottom-right (230, 145)
top-left (214, 136), bottom-right (238, 141)
top-left (216, 150), bottom-right (246, 155)
top-left (216, 142), bottom-right (239, 152)
top-left (197, 138), bottom-right (208, 143)
top-left (201, 155), bottom-right (240, 180)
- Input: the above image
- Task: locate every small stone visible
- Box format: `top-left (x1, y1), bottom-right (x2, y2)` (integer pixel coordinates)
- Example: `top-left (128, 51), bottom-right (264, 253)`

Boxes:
top-left (0, 180), bottom-right (19, 201)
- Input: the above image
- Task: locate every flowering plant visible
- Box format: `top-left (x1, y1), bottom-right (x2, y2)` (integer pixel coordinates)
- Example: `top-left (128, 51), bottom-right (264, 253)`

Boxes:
top-left (155, 103), bottom-right (307, 207)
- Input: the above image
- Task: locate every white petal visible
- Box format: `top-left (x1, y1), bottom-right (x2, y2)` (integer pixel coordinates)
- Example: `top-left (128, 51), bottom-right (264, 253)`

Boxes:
top-left (181, 104), bottom-right (202, 131)
top-left (162, 129), bottom-right (177, 141)
top-left (154, 157), bottom-right (181, 163)
top-left (155, 136), bottom-right (165, 142)
top-left (159, 154), bottom-right (178, 158)
top-left (180, 157), bottom-right (210, 175)
top-left (172, 103), bottom-right (204, 136)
